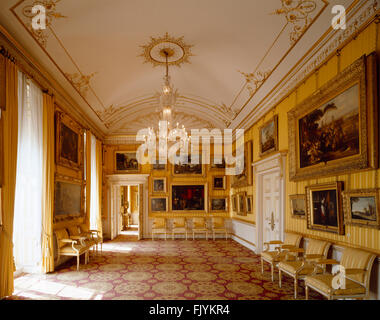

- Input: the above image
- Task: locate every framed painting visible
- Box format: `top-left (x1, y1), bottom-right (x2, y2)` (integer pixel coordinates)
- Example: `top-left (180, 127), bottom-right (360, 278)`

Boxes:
top-left (259, 115), bottom-right (278, 157)
top-left (172, 154), bottom-right (203, 176)
top-left (231, 140), bottom-right (253, 188)
top-left (237, 192), bottom-right (247, 216)
top-left (171, 184), bottom-right (206, 212)
top-left (115, 151), bottom-right (140, 173)
top-left (152, 160), bottom-right (166, 171)
top-left (246, 195), bottom-right (253, 214)
top-left (288, 54), bottom-right (378, 181)
top-left (213, 176), bottom-right (226, 190)
top-left (150, 197), bottom-right (168, 213)
top-left (306, 182), bottom-right (344, 235)
top-left (152, 177), bottom-right (167, 194)
top-left (56, 111), bottom-right (83, 170)
top-left (54, 175), bottom-right (84, 223)
top-left (210, 197), bottom-right (228, 213)
top-left (343, 189), bottom-right (380, 229)
top-left (289, 194), bottom-right (306, 219)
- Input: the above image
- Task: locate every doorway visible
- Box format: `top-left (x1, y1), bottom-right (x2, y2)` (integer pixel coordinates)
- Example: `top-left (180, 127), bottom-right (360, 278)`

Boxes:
top-left (105, 174), bottom-right (149, 241)
top-left (254, 152), bottom-right (287, 253)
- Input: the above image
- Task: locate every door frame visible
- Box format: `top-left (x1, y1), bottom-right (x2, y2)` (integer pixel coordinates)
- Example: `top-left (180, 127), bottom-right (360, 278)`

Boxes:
top-left (105, 174), bottom-right (149, 240)
top-left (253, 151), bottom-right (287, 253)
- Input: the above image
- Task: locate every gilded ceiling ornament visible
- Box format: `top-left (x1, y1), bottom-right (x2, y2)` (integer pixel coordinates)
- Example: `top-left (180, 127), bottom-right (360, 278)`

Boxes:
top-left (273, 0), bottom-right (317, 45)
top-left (239, 70), bottom-right (271, 97)
top-left (139, 32), bottom-right (194, 67)
top-left (22, 0), bottom-right (66, 47)
top-left (65, 72), bottom-right (97, 97)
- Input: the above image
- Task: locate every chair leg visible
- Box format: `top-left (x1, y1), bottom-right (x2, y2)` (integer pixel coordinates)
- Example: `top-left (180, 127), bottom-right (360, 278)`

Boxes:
top-left (294, 277), bottom-right (298, 299)
top-left (305, 286), bottom-right (309, 300)
top-left (279, 269), bottom-right (282, 288)
top-left (77, 255), bottom-right (80, 271)
top-left (193, 232), bottom-right (195, 240)
top-left (206, 232), bottom-right (208, 241)
top-left (261, 258), bottom-right (264, 274)
top-left (271, 264), bottom-right (274, 282)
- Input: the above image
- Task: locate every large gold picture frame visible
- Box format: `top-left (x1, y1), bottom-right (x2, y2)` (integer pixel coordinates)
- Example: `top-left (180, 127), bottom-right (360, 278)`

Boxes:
top-left (209, 196), bottom-right (228, 213)
top-left (56, 110), bottom-right (84, 171)
top-left (306, 182), bottom-right (344, 235)
top-left (170, 182), bottom-right (207, 213)
top-left (231, 141), bottom-right (253, 188)
top-left (54, 174), bottom-right (85, 223)
top-left (150, 196), bottom-right (168, 213)
top-left (115, 150), bottom-right (140, 173)
top-left (259, 115), bottom-right (278, 157)
top-left (343, 189), bottom-right (380, 229)
top-left (288, 53), bottom-right (378, 181)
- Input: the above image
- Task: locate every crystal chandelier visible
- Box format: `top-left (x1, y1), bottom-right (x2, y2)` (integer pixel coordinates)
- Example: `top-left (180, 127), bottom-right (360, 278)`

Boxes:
top-left (143, 48), bottom-right (190, 156)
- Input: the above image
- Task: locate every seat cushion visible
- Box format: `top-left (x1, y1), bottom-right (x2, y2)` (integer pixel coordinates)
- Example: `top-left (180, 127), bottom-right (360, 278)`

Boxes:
top-left (59, 244), bottom-right (87, 255)
top-left (305, 274), bottom-right (366, 296)
top-left (278, 260), bottom-right (322, 276)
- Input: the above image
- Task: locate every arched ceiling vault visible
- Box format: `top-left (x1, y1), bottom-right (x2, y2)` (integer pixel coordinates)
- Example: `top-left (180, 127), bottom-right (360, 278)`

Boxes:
top-left (0, 0), bottom-right (368, 139)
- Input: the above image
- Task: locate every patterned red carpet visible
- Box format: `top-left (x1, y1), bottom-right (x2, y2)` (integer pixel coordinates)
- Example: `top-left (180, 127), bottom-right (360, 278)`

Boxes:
top-left (9, 236), bottom-right (323, 300)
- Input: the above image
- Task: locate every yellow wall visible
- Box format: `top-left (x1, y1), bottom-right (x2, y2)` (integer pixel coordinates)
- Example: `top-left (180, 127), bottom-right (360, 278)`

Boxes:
top-left (232, 21), bottom-right (380, 254)
top-left (103, 144), bottom-right (230, 219)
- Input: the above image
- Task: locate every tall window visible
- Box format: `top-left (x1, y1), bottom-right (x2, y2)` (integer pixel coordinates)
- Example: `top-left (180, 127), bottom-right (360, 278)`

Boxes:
top-left (13, 72), bottom-right (43, 273)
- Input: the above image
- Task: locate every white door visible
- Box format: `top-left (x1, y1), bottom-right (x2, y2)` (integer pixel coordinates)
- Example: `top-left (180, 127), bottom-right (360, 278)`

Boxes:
top-left (262, 171), bottom-right (282, 245)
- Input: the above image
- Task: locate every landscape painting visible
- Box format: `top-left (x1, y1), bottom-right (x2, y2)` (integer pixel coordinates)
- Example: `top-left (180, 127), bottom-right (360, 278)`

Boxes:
top-left (343, 189), bottom-right (380, 229)
top-left (290, 194), bottom-right (306, 219)
top-left (151, 197), bottom-right (167, 212)
top-left (299, 84), bottom-right (359, 169)
top-left (172, 185), bottom-right (205, 211)
top-left (259, 116), bottom-right (278, 156)
top-left (115, 151), bottom-right (140, 173)
top-left (210, 197), bottom-right (227, 212)
top-left (306, 182), bottom-right (344, 235)
top-left (173, 155), bottom-right (203, 175)
top-left (54, 181), bottom-right (82, 221)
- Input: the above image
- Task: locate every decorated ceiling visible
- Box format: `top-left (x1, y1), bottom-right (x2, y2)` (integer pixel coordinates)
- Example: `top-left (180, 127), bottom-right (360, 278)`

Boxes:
top-left (0, 0), bottom-right (366, 137)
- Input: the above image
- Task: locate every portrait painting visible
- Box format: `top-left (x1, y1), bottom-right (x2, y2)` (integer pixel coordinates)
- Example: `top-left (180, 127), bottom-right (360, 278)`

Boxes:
top-left (171, 185), bottom-right (205, 211)
top-left (237, 192), bottom-right (246, 216)
top-left (173, 155), bottom-right (203, 175)
top-left (231, 141), bottom-right (253, 188)
top-left (306, 182), bottom-right (344, 235)
top-left (150, 197), bottom-right (168, 213)
top-left (259, 115), bottom-right (278, 156)
top-left (210, 197), bottom-right (227, 213)
top-left (56, 111), bottom-right (83, 170)
top-left (288, 54), bottom-right (378, 181)
top-left (290, 194), bottom-right (306, 219)
top-left (152, 177), bottom-right (166, 194)
top-left (246, 196), bottom-right (253, 214)
top-left (213, 176), bottom-right (226, 190)
top-left (343, 189), bottom-right (380, 229)
top-left (115, 151), bottom-right (140, 173)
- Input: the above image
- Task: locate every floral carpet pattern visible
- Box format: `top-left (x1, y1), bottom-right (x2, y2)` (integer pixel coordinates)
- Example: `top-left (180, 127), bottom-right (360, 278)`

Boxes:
top-left (9, 235), bottom-right (323, 300)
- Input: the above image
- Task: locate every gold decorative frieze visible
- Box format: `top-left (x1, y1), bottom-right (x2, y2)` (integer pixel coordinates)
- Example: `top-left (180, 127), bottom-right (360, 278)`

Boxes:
top-left (139, 33), bottom-right (194, 68)
top-left (273, 0), bottom-right (317, 44)
top-left (240, 70), bottom-right (271, 97)
top-left (21, 0), bottom-right (66, 47)
top-left (65, 72), bottom-right (96, 97)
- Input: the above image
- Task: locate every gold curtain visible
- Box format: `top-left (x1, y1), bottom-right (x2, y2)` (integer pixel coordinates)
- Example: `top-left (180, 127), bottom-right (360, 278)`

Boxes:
top-left (0, 58), bottom-right (18, 299)
top-left (85, 131), bottom-right (91, 227)
top-left (41, 93), bottom-right (55, 273)
top-left (96, 138), bottom-right (103, 238)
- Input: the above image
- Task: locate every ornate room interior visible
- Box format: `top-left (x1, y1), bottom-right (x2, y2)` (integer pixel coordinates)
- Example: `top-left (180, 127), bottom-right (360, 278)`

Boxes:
top-left (0, 0), bottom-right (380, 301)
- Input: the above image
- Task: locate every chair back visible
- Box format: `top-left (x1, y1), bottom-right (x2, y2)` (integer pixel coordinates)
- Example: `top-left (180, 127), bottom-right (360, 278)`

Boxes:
top-left (193, 217), bottom-right (206, 228)
top-left (173, 217), bottom-right (186, 228)
top-left (306, 239), bottom-right (331, 257)
top-left (68, 225), bottom-right (81, 237)
top-left (284, 233), bottom-right (302, 247)
top-left (79, 224), bottom-right (89, 233)
top-left (212, 217), bottom-right (225, 228)
top-left (55, 229), bottom-right (69, 248)
top-left (153, 218), bottom-right (166, 229)
top-left (341, 247), bottom-right (376, 287)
